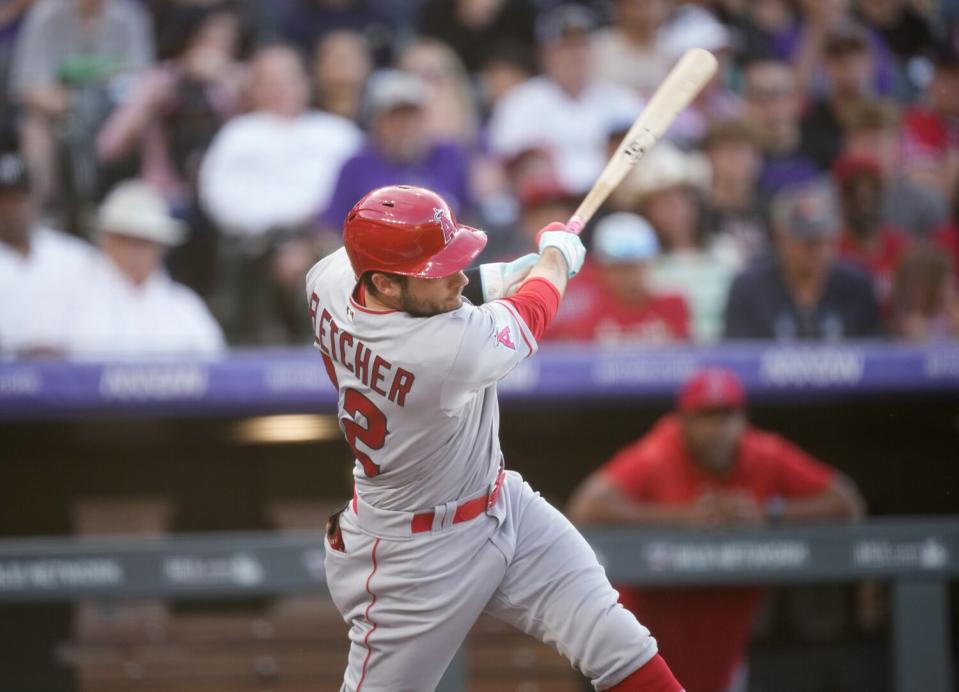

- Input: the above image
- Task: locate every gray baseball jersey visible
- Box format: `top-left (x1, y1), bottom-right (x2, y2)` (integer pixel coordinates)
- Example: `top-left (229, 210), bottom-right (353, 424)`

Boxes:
top-left (306, 247), bottom-right (536, 511)
top-left (306, 247), bottom-right (661, 692)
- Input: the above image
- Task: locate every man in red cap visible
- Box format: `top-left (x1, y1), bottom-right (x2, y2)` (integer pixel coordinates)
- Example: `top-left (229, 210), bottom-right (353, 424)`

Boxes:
top-left (568, 367), bottom-right (864, 692)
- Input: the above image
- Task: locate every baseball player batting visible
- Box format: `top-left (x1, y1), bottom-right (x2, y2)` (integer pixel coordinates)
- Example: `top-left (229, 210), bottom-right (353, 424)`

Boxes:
top-left (306, 185), bottom-right (683, 691)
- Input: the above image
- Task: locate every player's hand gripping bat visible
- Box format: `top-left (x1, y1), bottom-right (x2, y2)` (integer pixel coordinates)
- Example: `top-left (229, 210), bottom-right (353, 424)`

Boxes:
top-left (565, 48), bottom-right (719, 235)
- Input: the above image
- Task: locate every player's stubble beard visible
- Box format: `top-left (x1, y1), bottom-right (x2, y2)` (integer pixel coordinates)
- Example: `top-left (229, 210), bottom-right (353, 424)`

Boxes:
top-left (398, 282), bottom-right (463, 317)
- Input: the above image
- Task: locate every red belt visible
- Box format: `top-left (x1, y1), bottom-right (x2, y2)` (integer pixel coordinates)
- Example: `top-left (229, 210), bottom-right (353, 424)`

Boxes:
top-left (410, 468), bottom-right (506, 534)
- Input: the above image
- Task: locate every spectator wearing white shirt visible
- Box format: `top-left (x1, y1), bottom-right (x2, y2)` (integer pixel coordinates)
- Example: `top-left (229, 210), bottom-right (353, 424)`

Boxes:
top-left (198, 43), bottom-right (362, 343)
top-left (592, 0), bottom-right (674, 98)
top-left (0, 151), bottom-right (96, 356)
top-left (63, 180), bottom-right (225, 357)
top-left (199, 43), bottom-right (361, 240)
top-left (487, 4), bottom-right (643, 196)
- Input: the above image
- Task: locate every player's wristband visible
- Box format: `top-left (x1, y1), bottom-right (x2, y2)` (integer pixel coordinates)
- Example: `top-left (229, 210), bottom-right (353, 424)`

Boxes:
top-left (463, 253), bottom-right (552, 304)
top-left (478, 253), bottom-right (539, 301)
top-left (538, 230), bottom-right (586, 277)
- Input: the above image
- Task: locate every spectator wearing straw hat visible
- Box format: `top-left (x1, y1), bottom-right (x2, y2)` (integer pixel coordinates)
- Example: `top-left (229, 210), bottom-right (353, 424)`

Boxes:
top-left (624, 142), bottom-right (738, 342)
top-left (545, 212), bottom-right (690, 344)
top-left (63, 179), bottom-right (224, 356)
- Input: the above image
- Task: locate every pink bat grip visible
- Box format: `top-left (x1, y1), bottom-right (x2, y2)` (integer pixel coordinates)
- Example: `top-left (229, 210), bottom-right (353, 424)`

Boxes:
top-left (566, 215), bottom-right (586, 235)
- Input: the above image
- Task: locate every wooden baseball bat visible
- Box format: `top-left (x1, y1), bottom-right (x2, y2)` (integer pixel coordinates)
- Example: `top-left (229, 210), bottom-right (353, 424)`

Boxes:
top-left (566, 48), bottom-right (719, 235)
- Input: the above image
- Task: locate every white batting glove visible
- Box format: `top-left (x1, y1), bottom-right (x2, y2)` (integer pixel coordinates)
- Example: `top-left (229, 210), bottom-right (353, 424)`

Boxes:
top-left (537, 223), bottom-right (586, 277)
top-left (478, 253), bottom-right (539, 301)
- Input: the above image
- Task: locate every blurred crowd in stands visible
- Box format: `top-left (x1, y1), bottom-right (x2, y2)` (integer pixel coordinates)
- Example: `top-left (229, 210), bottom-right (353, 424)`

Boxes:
top-left (1, 0), bottom-right (959, 356)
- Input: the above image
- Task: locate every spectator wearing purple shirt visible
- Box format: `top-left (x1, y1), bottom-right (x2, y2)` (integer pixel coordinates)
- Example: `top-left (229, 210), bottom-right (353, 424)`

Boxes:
top-left (774, 0), bottom-right (895, 98)
top-left (321, 69), bottom-right (471, 231)
top-left (742, 57), bottom-right (821, 200)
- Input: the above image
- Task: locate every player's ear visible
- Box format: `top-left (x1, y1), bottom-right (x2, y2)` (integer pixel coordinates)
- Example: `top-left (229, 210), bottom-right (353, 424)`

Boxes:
top-left (369, 271), bottom-right (403, 299)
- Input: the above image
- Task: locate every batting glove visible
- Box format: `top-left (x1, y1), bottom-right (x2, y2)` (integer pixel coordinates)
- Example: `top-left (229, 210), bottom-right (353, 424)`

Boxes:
top-left (478, 253), bottom-right (539, 301)
top-left (537, 222), bottom-right (586, 277)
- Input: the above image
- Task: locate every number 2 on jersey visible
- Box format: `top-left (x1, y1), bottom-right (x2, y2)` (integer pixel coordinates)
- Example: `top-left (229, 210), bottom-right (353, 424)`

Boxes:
top-left (342, 388), bottom-right (387, 477)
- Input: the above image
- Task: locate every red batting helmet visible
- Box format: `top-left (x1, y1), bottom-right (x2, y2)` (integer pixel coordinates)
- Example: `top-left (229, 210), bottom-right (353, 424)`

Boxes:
top-left (343, 185), bottom-right (487, 279)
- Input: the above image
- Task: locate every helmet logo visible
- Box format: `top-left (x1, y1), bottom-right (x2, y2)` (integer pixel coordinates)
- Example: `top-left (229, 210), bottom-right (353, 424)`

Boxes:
top-left (434, 207), bottom-right (457, 244)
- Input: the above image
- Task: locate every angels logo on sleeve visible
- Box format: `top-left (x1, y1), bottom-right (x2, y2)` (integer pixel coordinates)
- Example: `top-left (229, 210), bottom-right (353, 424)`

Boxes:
top-left (496, 325), bottom-right (516, 350)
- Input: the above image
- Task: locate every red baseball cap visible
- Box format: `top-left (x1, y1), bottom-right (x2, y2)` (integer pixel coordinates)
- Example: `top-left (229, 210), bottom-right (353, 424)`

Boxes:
top-left (832, 152), bottom-right (882, 186)
top-left (677, 367), bottom-right (746, 413)
top-left (516, 171), bottom-right (574, 210)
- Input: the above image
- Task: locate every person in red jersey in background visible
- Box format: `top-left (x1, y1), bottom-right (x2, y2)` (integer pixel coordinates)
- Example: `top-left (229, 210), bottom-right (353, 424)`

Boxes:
top-left (832, 152), bottom-right (910, 311)
top-left (900, 45), bottom-right (959, 200)
top-left (546, 212), bottom-right (689, 344)
top-left (568, 367), bottom-right (864, 692)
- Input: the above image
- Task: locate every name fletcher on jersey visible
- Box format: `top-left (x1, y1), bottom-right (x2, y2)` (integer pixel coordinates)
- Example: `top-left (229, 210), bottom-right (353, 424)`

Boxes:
top-left (309, 293), bottom-right (416, 408)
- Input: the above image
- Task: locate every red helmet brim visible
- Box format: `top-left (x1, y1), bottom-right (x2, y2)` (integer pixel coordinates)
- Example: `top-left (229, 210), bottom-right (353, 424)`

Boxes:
top-left (407, 226), bottom-right (488, 278)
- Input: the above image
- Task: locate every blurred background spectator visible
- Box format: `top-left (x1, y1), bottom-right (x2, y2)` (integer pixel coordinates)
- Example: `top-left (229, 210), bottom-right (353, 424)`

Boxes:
top-left (899, 45), bottom-right (959, 202)
top-left (890, 242), bottom-right (959, 341)
top-left (311, 28), bottom-right (371, 121)
top-left (199, 43), bottom-right (360, 344)
top-left (277, 0), bottom-right (393, 65)
top-left (700, 118), bottom-right (771, 264)
top-left (487, 4), bottom-right (643, 195)
top-left (592, 0), bottom-right (674, 98)
top-left (742, 56), bottom-right (822, 199)
top-left (724, 181), bottom-right (882, 340)
top-left (0, 0), bottom-right (34, 117)
top-left (832, 152), bottom-right (910, 308)
top-left (628, 143), bottom-right (738, 342)
top-left (546, 212), bottom-right (689, 343)
top-left (499, 164), bottom-right (578, 260)
top-left (64, 179), bottom-right (225, 356)
top-left (397, 38), bottom-right (478, 147)
top-left (841, 98), bottom-right (949, 237)
top-left (568, 367), bottom-right (864, 692)
top-left (799, 24), bottom-right (876, 171)
top-left (11, 0), bottom-right (154, 217)
top-left (786, 0), bottom-right (894, 99)
top-left (321, 68), bottom-right (471, 230)
top-left (0, 150), bottom-right (94, 356)
top-left (854, 0), bottom-right (935, 78)
top-left (416, 0), bottom-right (535, 75)
top-left (96, 4), bottom-right (245, 298)
top-left (96, 6), bottom-right (243, 206)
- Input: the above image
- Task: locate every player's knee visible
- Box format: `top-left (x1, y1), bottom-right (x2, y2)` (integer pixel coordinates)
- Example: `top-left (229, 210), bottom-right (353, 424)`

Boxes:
top-left (579, 601), bottom-right (659, 690)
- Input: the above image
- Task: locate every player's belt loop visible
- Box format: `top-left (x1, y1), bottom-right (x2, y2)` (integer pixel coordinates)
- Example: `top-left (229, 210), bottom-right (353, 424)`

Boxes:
top-left (433, 501), bottom-right (458, 531)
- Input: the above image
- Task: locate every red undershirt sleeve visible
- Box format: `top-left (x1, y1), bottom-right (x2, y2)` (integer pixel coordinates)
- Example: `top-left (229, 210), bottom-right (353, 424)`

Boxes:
top-left (501, 277), bottom-right (562, 341)
top-left (612, 654), bottom-right (684, 691)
